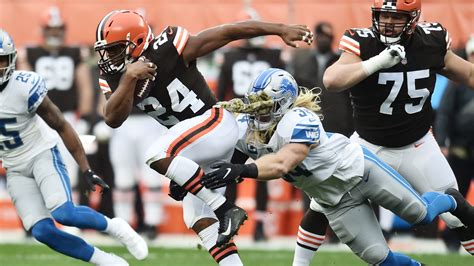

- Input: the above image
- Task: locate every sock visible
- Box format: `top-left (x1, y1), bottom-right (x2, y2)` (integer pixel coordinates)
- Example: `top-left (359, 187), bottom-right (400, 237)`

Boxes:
top-left (51, 201), bottom-right (108, 231)
top-left (292, 209), bottom-right (328, 266)
top-left (31, 218), bottom-right (94, 262)
top-left (419, 192), bottom-right (456, 224)
top-left (452, 226), bottom-right (474, 255)
top-left (113, 188), bottom-right (136, 224)
top-left (143, 188), bottom-right (164, 226)
top-left (198, 222), bottom-right (242, 266)
top-left (166, 156), bottom-right (228, 211)
top-left (379, 251), bottom-right (421, 266)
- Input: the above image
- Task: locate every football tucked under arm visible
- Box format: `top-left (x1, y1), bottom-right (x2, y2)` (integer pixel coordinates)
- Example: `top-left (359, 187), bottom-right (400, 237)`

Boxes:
top-left (133, 57), bottom-right (155, 105)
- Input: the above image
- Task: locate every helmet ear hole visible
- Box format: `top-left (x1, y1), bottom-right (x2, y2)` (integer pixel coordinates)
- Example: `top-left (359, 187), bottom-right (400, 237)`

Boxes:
top-left (137, 38), bottom-right (143, 45)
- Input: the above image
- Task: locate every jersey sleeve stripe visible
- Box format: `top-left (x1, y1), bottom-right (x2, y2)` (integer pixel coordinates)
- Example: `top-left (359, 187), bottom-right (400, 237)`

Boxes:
top-left (341, 35), bottom-right (360, 48)
top-left (445, 31), bottom-right (452, 50)
top-left (28, 77), bottom-right (47, 112)
top-left (339, 41), bottom-right (360, 56)
top-left (173, 26), bottom-right (183, 47)
top-left (176, 29), bottom-right (189, 55)
top-left (98, 78), bottom-right (111, 94)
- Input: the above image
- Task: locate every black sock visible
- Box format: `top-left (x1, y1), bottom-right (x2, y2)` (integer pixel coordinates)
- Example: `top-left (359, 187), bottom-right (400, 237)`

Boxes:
top-left (215, 200), bottom-right (234, 219)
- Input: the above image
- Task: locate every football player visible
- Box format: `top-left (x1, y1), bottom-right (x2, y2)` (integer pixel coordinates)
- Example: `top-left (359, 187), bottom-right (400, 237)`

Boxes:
top-left (17, 6), bottom-right (94, 202)
top-left (201, 68), bottom-right (474, 266)
top-left (94, 9), bottom-right (312, 265)
top-left (0, 29), bottom-right (147, 265)
top-left (288, 0), bottom-right (474, 262)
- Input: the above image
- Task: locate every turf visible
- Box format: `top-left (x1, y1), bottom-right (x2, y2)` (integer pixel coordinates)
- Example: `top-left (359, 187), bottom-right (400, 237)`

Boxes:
top-left (0, 244), bottom-right (471, 266)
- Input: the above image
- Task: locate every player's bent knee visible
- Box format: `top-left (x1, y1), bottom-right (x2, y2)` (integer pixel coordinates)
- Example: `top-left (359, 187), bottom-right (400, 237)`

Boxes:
top-left (359, 243), bottom-right (389, 265)
top-left (51, 201), bottom-right (76, 226)
top-left (31, 218), bottom-right (57, 243)
top-left (192, 218), bottom-right (219, 233)
top-left (399, 200), bottom-right (427, 224)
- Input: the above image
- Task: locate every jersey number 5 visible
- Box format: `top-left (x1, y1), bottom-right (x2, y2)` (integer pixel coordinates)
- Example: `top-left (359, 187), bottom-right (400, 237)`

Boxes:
top-left (0, 118), bottom-right (23, 150)
top-left (379, 69), bottom-right (430, 115)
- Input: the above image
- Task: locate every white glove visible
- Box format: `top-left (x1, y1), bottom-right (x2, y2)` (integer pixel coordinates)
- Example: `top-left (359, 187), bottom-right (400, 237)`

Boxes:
top-left (362, 44), bottom-right (406, 75)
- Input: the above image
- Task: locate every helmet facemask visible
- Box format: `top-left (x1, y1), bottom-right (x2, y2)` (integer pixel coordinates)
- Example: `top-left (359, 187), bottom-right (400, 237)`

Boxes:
top-left (372, 8), bottom-right (420, 45)
top-left (0, 30), bottom-right (17, 86)
top-left (95, 39), bottom-right (136, 75)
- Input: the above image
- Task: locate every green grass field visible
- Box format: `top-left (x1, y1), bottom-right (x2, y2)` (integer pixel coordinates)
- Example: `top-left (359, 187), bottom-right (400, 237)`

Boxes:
top-left (0, 244), bottom-right (472, 266)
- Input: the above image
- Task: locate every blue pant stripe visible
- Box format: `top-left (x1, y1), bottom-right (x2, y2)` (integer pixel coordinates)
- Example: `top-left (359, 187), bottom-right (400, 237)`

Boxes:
top-left (51, 146), bottom-right (72, 202)
top-left (362, 147), bottom-right (425, 205)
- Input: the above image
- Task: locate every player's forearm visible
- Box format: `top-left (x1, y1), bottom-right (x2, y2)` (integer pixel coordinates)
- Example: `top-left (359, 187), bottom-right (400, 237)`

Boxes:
top-left (323, 62), bottom-right (369, 92)
top-left (58, 123), bottom-right (90, 172)
top-left (221, 20), bottom-right (284, 40)
top-left (254, 154), bottom-right (291, 180)
top-left (103, 75), bottom-right (136, 128)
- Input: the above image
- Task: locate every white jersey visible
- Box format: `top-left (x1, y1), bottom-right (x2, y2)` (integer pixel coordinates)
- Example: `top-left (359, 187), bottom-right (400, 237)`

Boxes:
top-left (236, 107), bottom-right (364, 206)
top-left (0, 71), bottom-right (59, 168)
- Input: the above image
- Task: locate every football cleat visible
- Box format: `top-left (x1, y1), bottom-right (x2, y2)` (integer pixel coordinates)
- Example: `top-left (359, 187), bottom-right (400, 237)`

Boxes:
top-left (108, 218), bottom-right (149, 260)
top-left (216, 206), bottom-right (248, 246)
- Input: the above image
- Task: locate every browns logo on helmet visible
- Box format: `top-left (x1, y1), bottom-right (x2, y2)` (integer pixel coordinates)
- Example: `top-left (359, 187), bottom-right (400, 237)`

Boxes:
top-left (94, 10), bottom-right (154, 75)
top-left (372, 0), bottom-right (421, 45)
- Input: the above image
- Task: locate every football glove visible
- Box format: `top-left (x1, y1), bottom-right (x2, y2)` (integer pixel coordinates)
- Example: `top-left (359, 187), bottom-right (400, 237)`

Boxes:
top-left (362, 44), bottom-right (406, 75)
top-left (201, 161), bottom-right (258, 190)
top-left (83, 169), bottom-right (110, 194)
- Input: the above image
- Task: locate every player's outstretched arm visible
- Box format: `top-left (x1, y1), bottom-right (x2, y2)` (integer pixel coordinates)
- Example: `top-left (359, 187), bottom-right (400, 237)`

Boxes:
top-left (202, 143), bottom-right (309, 189)
top-left (182, 20), bottom-right (313, 64)
top-left (37, 96), bottom-right (91, 172)
top-left (440, 50), bottom-right (474, 89)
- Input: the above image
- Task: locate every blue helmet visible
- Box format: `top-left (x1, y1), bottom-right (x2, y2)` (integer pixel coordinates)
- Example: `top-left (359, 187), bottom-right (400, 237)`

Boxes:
top-left (0, 29), bottom-right (17, 85)
top-left (246, 68), bottom-right (298, 131)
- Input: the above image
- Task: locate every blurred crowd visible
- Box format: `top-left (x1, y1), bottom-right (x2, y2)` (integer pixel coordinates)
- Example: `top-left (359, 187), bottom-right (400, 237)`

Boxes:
top-left (0, 6), bottom-right (472, 251)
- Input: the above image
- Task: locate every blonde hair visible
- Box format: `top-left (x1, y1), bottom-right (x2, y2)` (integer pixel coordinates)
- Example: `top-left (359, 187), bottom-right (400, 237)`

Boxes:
top-left (218, 87), bottom-right (322, 145)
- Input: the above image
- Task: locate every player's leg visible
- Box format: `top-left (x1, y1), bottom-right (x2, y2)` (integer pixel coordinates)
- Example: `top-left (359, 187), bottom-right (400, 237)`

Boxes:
top-left (145, 108), bottom-right (247, 245)
top-left (360, 146), bottom-right (456, 225)
top-left (35, 146), bottom-right (148, 260)
top-left (138, 117), bottom-right (168, 239)
top-left (292, 201), bottom-right (327, 266)
top-left (394, 133), bottom-right (474, 255)
top-left (6, 163), bottom-right (127, 265)
top-left (324, 194), bottom-right (421, 265)
top-left (183, 191), bottom-right (243, 266)
top-left (254, 181), bottom-right (268, 241)
top-left (109, 119), bottom-right (139, 227)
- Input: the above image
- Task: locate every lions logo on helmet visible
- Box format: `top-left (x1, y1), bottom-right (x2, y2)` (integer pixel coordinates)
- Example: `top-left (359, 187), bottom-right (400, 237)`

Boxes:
top-left (246, 68), bottom-right (298, 131)
top-left (0, 29), bottom-right (17, 85)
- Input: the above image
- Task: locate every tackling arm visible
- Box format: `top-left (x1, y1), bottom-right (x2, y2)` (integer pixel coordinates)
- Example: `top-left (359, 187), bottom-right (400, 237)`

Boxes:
top-left (253, 143), bottom-right (310, 180)
top-left (36, 96), bottom-right (90, 172)
top-left (182, 20), bottom-right (312, 65)
top-left (323, 52), bottom-right (366, 92)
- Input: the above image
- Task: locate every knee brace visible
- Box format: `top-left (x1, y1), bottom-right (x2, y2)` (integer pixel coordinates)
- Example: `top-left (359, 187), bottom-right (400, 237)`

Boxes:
top-left (359, 243), bottom-right (388, 265)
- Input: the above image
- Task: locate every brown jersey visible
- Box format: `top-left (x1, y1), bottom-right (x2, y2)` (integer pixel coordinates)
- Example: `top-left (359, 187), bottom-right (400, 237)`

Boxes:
top-left (99, 26), bottom-right (217, 128)
top-left (338, 22), bottom-right (451, 147)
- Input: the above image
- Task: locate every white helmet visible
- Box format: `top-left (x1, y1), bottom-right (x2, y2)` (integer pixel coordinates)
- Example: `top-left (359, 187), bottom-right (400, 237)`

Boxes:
top-left (0, 29), bottom-right (17, 85)
top-left (246, 68), bottom-right (298, 131)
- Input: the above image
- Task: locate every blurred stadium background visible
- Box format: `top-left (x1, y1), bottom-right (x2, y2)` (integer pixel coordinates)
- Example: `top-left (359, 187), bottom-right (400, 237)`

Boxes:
top-left (0, 0), bottom-right (473, 265)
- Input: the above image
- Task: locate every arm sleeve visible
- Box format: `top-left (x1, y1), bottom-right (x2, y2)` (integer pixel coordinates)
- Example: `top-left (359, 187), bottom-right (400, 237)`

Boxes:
top-left (27, 74), bottom-right (48, 113)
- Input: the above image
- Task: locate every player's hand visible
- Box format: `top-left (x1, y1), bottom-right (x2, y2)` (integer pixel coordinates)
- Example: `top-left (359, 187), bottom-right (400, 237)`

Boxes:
top-left (378, 44), bottom-right (406, 69)
top-left (362, 44), bottom-right (406, 75)
top-left (201, 162), bottom-right (247, 190)
top-left (83, 169), bottom-right (110, 194)
top-left (168, 180), bottom-right (188, 201)
top-left (279, 24), bottom-right (314, 48)
top-left (125, 56), bottom-right (157, 80)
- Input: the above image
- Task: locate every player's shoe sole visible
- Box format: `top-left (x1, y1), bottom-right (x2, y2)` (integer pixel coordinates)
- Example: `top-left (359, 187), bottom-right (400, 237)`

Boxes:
top-left (216, 206), bottom-right (248, 246)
